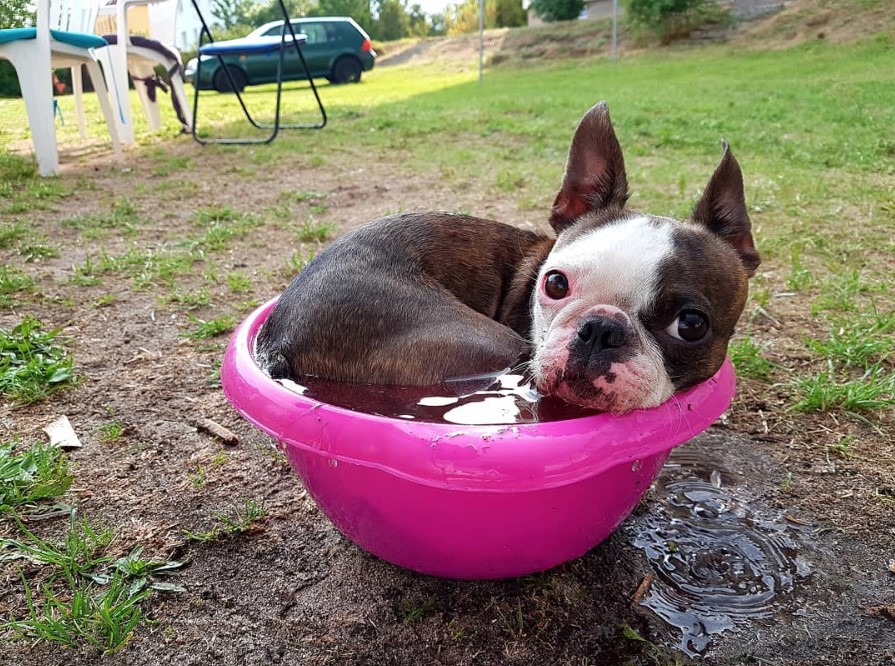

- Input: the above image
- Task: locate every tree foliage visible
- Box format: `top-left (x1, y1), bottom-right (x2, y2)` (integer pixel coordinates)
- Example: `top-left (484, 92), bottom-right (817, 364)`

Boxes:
top-left (625, 0), bottom-right (730, 42)
top-left (0, 0), bottom-right (32, 28)
top-left (211, 0), bottom-right (258, 29)
top-left (528, 0), bottom-right (583, 22)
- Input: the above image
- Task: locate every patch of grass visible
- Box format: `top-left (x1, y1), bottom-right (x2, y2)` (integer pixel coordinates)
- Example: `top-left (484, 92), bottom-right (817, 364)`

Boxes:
top-left (226, 272), bottom-right (252, 294)
top-left (0, 153), bottom-right (37, 182)
top-left (2, 525), bottom-right (187, 654)
top-left (151, 151), bottom-right (193, 177)
top-left (0, 441), bottom-right (72, 513)
top-left (60, 197), bottom-right (140, 238)
top-left (496, 167), bottom-right (526, 192)
top-left (3, 514), bottom-right (115, 578)
top-left (166, 288), bottom-right (210, 308)
top-left (785, 248), bottom-right (813, 291)
top-left (295, 217), bottom-right (334, 243)
top-left (812, 270), bottom-right (887, 314)
top-left (281, 249), bottom-right (315, 277)
top-left (186, 314), bottom-right (236, 339)
top-left (81, 246), bottom-right (202, 290)
top-left (188, 206), bottom-right (264, 252)
top-left (0, 266), bottom-right (35, 307)
top-left (0, 317), bottom-right (75, 404)
top-left (729, 337), bottom-right (774, 381)
top-left (0, 222), bottom-right (28, 248)
top-left (93, 294), bottom-right (117, 307)
top-left (184, 498), bottom-right (267, 542)
top-left (792, 365), bottom-right (895, 414)
top-left (278, 190), bottom-right (327, 204)
top-left (5, 568), bottom-right (149, 653)
top-left (18, 239), bottom-right (60, 262)
top-left (806, 312), bottom-right (895, 369)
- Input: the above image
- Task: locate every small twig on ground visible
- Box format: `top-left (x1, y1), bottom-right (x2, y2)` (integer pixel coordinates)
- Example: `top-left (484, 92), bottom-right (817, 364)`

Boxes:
top-left (196, 418), bottom-right (239, 446)
top-left (631, 573), bottom-right (654, 607)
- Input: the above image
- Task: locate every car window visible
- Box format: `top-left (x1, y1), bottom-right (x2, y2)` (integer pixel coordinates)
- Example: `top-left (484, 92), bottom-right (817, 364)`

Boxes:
top-left (262, 25), bottom-right (284, 37)
top-left (324, 23), bottom-right (342, 42)
top-left (297, 22), bottom-right (327, 45)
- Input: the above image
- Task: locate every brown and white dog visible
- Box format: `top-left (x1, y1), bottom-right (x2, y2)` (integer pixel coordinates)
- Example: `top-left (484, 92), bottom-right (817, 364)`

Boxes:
top-left (256, 102), bottom-right (759, 413)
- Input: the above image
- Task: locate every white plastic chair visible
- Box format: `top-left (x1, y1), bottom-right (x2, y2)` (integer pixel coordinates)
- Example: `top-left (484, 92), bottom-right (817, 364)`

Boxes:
top-left (0, 0), bottom-right (123, 176)
top-left (92, 0), bottom-right (192, 144)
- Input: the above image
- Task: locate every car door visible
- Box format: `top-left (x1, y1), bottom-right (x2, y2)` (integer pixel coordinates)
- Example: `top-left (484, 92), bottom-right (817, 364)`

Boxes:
top-left (252, 23), bottom-right (288, 84)
top-left (289, 21), bottom-right (331, 79)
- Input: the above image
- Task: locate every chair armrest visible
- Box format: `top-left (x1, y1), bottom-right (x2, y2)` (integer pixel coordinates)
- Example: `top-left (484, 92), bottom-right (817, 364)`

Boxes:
top-left (114, 0), bottom-right (169, 48)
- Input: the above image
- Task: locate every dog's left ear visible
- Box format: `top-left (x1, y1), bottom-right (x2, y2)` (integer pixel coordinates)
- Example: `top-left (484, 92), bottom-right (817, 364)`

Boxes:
top-left (692, 142), bottom-right (761, 276)
top-left (550, 102), bottom-right (629, 234)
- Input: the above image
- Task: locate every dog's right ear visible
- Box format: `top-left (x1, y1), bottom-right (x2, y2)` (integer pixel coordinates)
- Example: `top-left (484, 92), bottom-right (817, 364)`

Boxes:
top-left (550, 102), bottom-right (629, 234)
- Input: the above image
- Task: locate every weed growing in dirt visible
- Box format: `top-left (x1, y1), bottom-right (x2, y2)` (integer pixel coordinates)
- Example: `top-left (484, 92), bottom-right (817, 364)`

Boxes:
top-left (281, 249), bottom-right (315, 277)
top-left (18, 238), bottom-right (60, 262)
top-left (70, 255), bottom-right (103, 287)
top-left (184, 498), bottom-right (267, 542)
top-left (0, 317), bottom-right (75, 404)
top-left (399, 598), bottom-right (435, 624)
top-left (786, 249), bottom-right (813, 291)
top-left (107, 545), bottom-right (188, 591)
top-left (0, 441), bottom-right (72, 512)
top-left (792, 365), bottom-right (895, 414)
top-left (278, 190), bottom-right (327, 204)
top-left (828, 435), bottom-right (856, 458)
top-left (295, 217), bottom-right (334, 243)
top-left (98, 421), bottom-right (125, 443)
top-left (620, 622), bottom-right (687, 665)
top-left (0, 222), bottom-right (28, 248)
top-left (0, 266), bottom-right (34, 307)
top-left (730, 337), bottom-right (774, 381)
top-left (188, 464), bottom-right (206, 488)
top-left (166, 287), bottom-right (211, 308)
top-left (227, 272), bottom-right (252, 293)
top-left (186, 314), bottom-right (236, 339)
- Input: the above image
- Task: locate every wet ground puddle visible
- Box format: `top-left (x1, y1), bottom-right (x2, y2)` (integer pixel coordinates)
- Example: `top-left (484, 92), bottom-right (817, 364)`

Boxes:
top-left (627, 444), bottom-right (813, 657)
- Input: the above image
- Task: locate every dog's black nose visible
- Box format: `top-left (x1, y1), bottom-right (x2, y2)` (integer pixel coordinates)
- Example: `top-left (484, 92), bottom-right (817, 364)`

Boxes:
top-left (576, 315), bottom-right (626, 352)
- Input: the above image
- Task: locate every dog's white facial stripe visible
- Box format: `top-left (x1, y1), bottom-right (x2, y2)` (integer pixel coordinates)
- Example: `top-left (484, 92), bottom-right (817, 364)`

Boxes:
top-left (549, 215), bottom-right (672, 308)
top-left (530, 215), bottom-right (677, 412)
top-left (532, 216), bottom-right (674, 344)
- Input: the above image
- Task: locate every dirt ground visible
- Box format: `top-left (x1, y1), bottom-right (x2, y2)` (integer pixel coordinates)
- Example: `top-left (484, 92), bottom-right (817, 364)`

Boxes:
top-left (0, 129), bottom-right (892, 665)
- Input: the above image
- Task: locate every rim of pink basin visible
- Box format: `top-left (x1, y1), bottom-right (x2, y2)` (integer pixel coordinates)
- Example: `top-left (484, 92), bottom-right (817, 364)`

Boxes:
top-left (221, 298), bottom-right (736, 494)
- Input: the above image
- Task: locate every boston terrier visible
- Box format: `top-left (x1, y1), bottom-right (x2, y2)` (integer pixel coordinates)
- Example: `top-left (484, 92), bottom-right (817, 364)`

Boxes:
top-left (256, 102), bottom-right (759, 413)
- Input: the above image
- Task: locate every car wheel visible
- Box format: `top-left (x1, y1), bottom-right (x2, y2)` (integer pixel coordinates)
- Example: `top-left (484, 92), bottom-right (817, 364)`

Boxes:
top-left (329, 56), bottom-right (362, 85)
top-left (213, 66), bottom-right (248, 93)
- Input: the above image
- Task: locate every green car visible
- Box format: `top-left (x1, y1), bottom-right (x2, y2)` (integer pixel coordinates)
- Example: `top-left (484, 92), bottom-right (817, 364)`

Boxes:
top-left (184, 17), bottom-right (376, 92)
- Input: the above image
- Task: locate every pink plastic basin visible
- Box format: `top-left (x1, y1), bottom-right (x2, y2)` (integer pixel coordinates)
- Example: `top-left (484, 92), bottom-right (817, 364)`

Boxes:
top-left (221, 299), bottom-right (736, 579)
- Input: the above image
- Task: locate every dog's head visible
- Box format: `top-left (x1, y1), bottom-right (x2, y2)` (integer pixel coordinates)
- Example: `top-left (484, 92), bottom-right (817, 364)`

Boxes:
top-left (530, 102), bottom-right (760, 413)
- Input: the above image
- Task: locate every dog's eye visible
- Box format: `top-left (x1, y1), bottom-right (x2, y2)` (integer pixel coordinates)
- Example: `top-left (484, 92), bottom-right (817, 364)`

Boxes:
top-left (666, 310), bottom-right (709, 342)
top-left (543, 271), bottom-right (569, 300)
